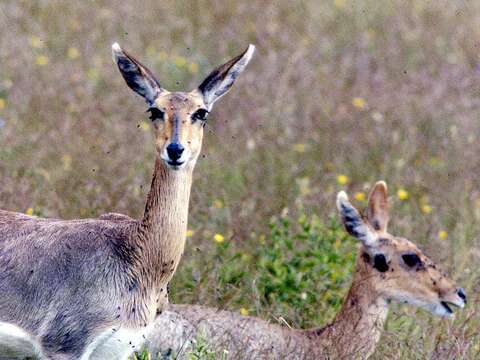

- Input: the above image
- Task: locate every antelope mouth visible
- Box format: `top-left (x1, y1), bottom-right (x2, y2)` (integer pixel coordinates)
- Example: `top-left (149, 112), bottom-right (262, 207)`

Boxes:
top-left (167, 160), bottom-right (185, 169)
top-left (440, 301), bottom-right (461, 314)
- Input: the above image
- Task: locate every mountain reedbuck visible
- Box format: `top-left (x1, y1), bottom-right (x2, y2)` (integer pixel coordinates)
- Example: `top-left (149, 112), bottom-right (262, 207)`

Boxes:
top-left (146, 182), bottom-right (466, 359)
top-left (0, 43), bottom-right (255, 359)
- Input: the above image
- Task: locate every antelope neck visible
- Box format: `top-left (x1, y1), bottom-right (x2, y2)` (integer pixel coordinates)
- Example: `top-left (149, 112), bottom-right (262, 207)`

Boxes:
top-left (133, 158), bottom-right (193, 288)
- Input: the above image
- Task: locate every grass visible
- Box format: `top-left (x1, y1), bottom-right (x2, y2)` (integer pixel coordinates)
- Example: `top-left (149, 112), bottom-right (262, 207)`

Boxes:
top-left (1, 0), bottom-right (480, 358)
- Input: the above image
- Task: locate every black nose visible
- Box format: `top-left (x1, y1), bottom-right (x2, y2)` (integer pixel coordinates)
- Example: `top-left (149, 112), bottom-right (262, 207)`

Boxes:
top-left (166, 143), bottom-right (184, 161)
top-left (457, 288), bottom-right (467, 303)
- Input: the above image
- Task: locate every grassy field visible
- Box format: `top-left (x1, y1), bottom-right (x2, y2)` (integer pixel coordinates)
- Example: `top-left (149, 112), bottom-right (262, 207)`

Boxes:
top-left (1, 0), bottom-right (480, 358)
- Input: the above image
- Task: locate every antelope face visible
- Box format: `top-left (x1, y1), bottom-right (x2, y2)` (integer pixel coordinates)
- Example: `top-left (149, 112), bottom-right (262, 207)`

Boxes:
top-left (112, 43), bottom-right (255, 170)
top-left (337, 182), bottom-right (466, 318)
top-left (149, 91), bottom-right (206, 169)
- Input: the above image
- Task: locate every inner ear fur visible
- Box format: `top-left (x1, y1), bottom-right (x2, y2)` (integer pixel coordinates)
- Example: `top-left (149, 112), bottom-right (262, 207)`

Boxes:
top-left (198, 44), bottom-right (255, 107)
top-left (112, 43), bottom-right (163, 106)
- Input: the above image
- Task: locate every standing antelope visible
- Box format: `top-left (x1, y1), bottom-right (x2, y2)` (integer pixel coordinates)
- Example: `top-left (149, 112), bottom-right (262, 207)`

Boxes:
top-left (0, 43), bottom-right (255, 360)
top-left (146, 182), bottom-right (466, 359)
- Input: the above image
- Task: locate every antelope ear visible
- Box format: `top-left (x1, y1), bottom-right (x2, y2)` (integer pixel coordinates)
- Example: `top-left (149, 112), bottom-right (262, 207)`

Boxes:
top-left (112, 43), bottom-right (163, 106)
top-left (336, 191), bottom-right (378, 247)
top-left (366, 181), bottom-right (389, 232)
top-left (198, 44), bottom-right (255, 108)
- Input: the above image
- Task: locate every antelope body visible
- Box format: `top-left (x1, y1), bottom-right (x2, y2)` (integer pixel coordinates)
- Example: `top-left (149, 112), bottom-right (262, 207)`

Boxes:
top-left (0, 43), bottom-right (254, 359)
top-left (146, 182), bottom-right (466, 359)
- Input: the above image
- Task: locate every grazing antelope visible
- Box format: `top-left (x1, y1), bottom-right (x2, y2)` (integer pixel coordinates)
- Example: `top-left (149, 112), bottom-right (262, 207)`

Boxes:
top-left (146, 182), bottom-right (466, 359)
top-left (0, 43), bottom-right (255, 360)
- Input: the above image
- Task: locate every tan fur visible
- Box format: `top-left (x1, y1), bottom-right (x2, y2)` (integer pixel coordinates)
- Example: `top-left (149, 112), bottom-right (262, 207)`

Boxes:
top-left (0, 44), bottom-right (254, 359)
top-left (145, 182), bottom-right (466, 359)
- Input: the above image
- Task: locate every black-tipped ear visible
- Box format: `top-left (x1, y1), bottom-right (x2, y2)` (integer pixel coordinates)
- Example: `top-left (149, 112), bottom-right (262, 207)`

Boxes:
top-left (366, 181), bottom-right (390, 232)
top-left (198, 44), bottom-right (255, 108)
top-left (336, 191), bottom-right (378, 247)
top-left (112, 43), bottom-right (163, 106)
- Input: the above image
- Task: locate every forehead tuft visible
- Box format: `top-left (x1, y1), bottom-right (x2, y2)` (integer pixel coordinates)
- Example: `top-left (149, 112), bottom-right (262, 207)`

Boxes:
top-left (155, 92), bottom-right (204, 111)
top-left (389, 236), bottom-right (421, 253)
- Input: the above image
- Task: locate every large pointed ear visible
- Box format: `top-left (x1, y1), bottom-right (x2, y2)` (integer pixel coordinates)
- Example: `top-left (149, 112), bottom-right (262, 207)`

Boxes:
top-left (198, 44), bottom-right (255, 109)
top-left (366, 181), bottom-right (389, 232)
top-left (112, 43), bottom-right (163, 106)
top-left (336, 191), bottom-right (378, 247)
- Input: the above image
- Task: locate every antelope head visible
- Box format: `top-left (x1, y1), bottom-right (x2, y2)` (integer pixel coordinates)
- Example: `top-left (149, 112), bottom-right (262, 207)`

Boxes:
top-left (112, 43), bottom-right (255, 170)
top-left (337, 181), bottom-right (466, 317)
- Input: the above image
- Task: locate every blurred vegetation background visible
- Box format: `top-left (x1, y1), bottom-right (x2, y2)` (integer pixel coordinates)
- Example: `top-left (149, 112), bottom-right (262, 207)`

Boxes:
top-left (1, 0), bottom-right (480, 358)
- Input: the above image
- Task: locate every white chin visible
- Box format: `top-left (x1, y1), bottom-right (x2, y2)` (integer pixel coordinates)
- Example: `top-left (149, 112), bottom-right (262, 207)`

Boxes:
top-left (431, 303), bottom-right (454, 318)
top-left (165, 161), bottom-right (186, 170)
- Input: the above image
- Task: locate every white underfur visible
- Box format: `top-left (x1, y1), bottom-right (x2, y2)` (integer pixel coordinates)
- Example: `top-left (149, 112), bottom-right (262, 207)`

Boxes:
top-left (82, 325), bottom-right (154, 360)
top-left (111, 42), bottom-right (121, 52)
top-left (0, 322), bottom-right (43, 359)
top-left (0, 321), bottom-right (153, 359)
top-left (111, 42), bottom-right (122, 59)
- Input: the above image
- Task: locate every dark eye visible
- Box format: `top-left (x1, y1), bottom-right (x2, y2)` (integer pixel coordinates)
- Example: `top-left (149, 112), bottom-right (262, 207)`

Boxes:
top-left (402, 253), bottom-right (421, 267)
top-left (147, 107), bottom-right (165, 121)
top-left (373, 254), bottom-right (389, 272)
top-left (192, 109), bottom-right (209, 122)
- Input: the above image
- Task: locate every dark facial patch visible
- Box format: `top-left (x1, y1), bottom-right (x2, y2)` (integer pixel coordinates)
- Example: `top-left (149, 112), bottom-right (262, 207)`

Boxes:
top-left (373, 254), bottom-right (389, 272)
top-left (378, 237), bottom-right (391, 245)
top-left (402, 253), bottom-right (422, 268)
top-left (371, 219), bottom-right (381, 231)
top-left (191, 108), bottom-right (209, 122)
top-left (147, 107), bottom-right (165, 121)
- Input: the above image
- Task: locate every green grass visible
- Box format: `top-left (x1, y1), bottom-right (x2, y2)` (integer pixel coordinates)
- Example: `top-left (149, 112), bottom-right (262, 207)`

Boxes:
top-left (1, 0), bottom-right (480, 358)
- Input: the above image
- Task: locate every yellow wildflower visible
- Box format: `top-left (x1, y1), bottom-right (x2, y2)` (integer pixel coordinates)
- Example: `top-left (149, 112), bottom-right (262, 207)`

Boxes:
top-left (35, 55), bottom-right (49, 66)
top-left (139, 121), bottom-right (150, 132)
top-left (397, 189), bottom-right (409, 201)
top-left (352, 97), bottom-right (366, 109)
top-left (174, 56), bottom-right (187, 68)
top-left (67, 47), bottom-right (80, 59)
top-left (145, 46), bottom-right (156, 57)
top-left (0, 98), bottom-right (5, 110)
top-left (336, 174), bottom-right (349, 185)
top-left (186, 229), bottom-right (194, 238)
top-left (158, 51), bottom-right (168, 61)
top-left (62, 154), bottom-right (72, 171)
top-left (239, 308), bottom-right (249, 316)
top-left (367, 28), bottom-right (376, 40)
top-left (297, 177), bottom-right (311, 197)
top-left (213, 199), bottom-right (224, 209)
top-left (259, 234), bottom-right (266, 244)
top-left (334, 0), bottom-right (346, 8)
top-left (26, 208), bottom-right (34, 216)
top-left (293, 143), bottom-right (306, 153)
top-left (29, 36), bottom-right (44, 49)
top-left (214, 233), bottom-right (225, 243)
top-left (188, 62), bottom-right (199, 74)
top-left (354, 192), bottom-right (366, 201)
top-left (86, 68), bottom-right (99, 82)
top-left (438, 230), bottom-right (448, 240)
top-left (2, 79), bottom-right (13, 89)
top-left (421, 204), bottom-right (432, 215)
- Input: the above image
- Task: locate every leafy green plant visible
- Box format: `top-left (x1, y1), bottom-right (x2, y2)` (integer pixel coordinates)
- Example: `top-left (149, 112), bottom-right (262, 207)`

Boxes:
top-left (254, 213), bottom-right (356, 326)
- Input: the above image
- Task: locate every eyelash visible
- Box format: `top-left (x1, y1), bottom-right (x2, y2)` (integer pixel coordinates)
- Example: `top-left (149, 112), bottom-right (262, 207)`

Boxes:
top-left (147, 107), bottom-right (165, 121)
